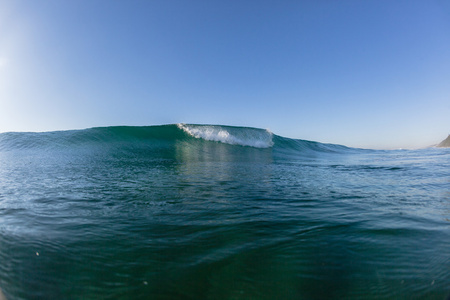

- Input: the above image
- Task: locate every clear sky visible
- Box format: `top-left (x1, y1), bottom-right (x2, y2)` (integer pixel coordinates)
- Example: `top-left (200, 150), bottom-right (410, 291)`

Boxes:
top-left (1, 0), bottom-right (449, 149)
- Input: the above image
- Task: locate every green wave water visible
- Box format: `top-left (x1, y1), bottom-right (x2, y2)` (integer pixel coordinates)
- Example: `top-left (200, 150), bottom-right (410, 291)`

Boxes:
top-left (0, 124), bottom-right (449, 299)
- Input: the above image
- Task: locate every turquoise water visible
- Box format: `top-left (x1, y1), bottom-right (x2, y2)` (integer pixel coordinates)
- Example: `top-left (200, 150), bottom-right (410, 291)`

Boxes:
top-left (0, 124), bottom-right (449, 299)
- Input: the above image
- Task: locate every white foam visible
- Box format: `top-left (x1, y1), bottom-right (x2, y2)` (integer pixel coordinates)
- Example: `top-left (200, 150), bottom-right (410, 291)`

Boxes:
top-left (177, 124), bottom-right (273, 148)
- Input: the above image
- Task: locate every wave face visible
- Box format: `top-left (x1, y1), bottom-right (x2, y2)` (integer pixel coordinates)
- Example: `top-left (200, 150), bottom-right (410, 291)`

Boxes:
top-left (0, 125), bottom-right (185, 150)
top-left (0, 124), bottom-right (351, 156)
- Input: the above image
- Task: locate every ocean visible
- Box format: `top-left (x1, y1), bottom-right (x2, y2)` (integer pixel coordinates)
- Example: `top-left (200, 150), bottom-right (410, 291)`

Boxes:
top-left (0, 124), bottom-right (449, 299)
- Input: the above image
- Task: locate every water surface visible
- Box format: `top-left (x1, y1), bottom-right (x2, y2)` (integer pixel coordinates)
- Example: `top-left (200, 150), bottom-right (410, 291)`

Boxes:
top-left (0, 124), bottom-right (449, 299)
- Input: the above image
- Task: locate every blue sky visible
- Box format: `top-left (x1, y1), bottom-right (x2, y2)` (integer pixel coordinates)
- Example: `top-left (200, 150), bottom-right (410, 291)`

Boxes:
top-left (1, 0), bottom-right (449, 149)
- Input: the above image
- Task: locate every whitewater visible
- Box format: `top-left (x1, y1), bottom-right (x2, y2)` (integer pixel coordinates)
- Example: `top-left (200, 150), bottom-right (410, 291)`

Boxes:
top-left (0, 124), bottom-right (449, 299)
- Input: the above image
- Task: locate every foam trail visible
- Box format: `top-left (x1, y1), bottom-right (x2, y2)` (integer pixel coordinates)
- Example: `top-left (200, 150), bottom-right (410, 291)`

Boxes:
top-left (177, 124), bottom-right (273, 148)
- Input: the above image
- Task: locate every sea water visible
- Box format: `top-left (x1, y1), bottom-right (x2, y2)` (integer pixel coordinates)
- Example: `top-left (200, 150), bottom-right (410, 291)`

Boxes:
top-left (0, 124), bottom-right (449, 299)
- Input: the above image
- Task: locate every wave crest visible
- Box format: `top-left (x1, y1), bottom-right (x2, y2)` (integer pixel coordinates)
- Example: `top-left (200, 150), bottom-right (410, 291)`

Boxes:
top-left (177, 124), bottom-right (273, 148)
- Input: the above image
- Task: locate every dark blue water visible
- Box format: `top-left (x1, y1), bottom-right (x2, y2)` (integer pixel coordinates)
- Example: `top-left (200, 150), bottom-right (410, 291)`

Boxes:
top-left (0, 124), bottom-right (449, 299)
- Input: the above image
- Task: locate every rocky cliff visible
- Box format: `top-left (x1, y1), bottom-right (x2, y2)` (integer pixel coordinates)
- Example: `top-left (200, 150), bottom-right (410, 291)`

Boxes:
top-left (437, 135), bottom-right (450, 147)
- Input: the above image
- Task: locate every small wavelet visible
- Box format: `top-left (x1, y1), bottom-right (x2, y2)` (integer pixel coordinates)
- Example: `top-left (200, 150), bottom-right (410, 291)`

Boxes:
top-left (177, 123), bottom-right (274, 148)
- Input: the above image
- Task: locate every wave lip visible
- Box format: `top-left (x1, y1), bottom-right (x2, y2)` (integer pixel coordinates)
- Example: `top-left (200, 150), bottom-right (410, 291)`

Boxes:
top-left (177, 124), bottom-right (274, 148)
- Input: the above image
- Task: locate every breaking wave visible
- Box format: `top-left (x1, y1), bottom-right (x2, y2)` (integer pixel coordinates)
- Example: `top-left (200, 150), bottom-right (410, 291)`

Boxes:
top-left (177, 123), bottom-right (273, 148)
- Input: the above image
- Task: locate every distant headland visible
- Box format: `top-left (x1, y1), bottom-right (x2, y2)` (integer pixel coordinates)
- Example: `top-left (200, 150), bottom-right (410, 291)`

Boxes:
top-left (437, 135), bottom-right (450, 147)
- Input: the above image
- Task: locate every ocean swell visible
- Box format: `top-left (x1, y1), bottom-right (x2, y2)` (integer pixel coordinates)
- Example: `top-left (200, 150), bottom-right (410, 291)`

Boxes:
top-left (0, 124), bottom-right (353, 155)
